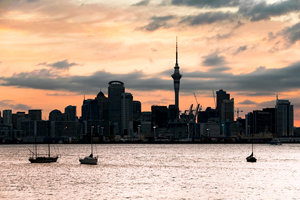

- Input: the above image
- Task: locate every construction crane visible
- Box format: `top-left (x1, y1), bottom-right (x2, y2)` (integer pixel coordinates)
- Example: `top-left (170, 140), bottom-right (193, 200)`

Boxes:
top-left (193, 93), bottom-right (202, 111)
top-left (235, 108), bottom-right (243, 119)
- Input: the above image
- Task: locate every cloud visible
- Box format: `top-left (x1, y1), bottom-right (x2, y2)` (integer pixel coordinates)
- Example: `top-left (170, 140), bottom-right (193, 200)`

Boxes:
top-left (238, 0), bottom-right (300, 22)
top-left (38, 59), bottom-right (80, 70)
top-left (0, 100), bottom-right (32, 110)
top-left (233, 45), bottom-right (247, 55)
top-left (139, 15), bottom-right (175, 31)
top-left (202, 52), bottom-right (226, 66)
top-left (133, 0), bottom-right (150, 6)
top-left (171, 0), bottom-right (239, 8)
top-left (238, 99), bottom-right (257, 105)
top-left (181, 11), bottom-right (236, 26)
top-left (201, 52), bottom-right (231, 72)
top-left (281, 22), bottom-right (300, 44)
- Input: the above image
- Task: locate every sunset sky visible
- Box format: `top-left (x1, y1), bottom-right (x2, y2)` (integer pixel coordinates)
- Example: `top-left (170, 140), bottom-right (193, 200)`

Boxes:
top-left (1, 0), bottom-right (300, 125)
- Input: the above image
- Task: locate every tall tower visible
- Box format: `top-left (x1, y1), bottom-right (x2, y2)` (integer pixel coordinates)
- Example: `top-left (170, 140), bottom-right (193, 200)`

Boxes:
top-left (171, 37), bottom-right (182, 118)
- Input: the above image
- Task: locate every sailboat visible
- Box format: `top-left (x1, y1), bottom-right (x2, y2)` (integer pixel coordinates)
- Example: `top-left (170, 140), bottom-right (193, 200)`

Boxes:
top-left (246, 135), bottom-right (256, 162)
top-left (79, 126), bottom-right (98, 165)
top-left (29, 137), bottom-right (59, 163)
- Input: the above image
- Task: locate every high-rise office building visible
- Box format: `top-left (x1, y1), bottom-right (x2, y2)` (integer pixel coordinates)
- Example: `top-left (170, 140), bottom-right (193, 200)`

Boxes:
top-left (96, 91), bottom-right (108, 121)
top-left (65, 105), bottom-right (77, 121)
top-left (171, 37), bottom-right (182, 119)
top-left (108, 81), bottom-right (125, 135)
top-left (28, 109), bottom-right (42, 121)
top-left (221, 98), bottom-right (234, 122)
top-left (133, 101), bottom-right (141, 120)
top-left (3, 110), bottom-right (12, 125)
top-left (275, 99), bottom-right (293, 136)
top-left (82, 99), bottom-right (99, 121)
top-left (121, 93), bottom-right (133, 136)
top-left (49, 109), bottom-right (63, 121)
top-left (216, 89), bottom-right (229, 117)
top-left (246, 110), bottom-right (273, 135)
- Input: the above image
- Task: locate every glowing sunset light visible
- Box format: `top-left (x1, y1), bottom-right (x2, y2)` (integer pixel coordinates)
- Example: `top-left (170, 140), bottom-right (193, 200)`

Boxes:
top-left (1, 0), bottom-right (300, 126)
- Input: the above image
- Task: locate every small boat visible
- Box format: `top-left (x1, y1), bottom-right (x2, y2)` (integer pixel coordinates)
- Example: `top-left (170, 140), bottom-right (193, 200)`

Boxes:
top-left (79, 126), bottom-right (98, 165)
top-left (246, 136), bottom-right (256, 162)
top-left (269, 138), bottom-right (282, 145)
top-left (29, 137), bottom-right (60, 163)
top-left (246, 152), bottom-right (257, 162)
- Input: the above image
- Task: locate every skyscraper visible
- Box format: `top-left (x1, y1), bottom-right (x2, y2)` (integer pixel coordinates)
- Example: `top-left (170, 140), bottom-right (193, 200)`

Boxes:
top-left (275, 99), bottom-right (293, 136)
top-left (121, 93), bottom-right (133, 137)
top-left (171, 37), bottom-right (182, 119)
top-left (65, 105), bottom-right (77, 121)
top-left (28, 109), bottom-right (42, 121)
top-left (3, 110), bottom-right (12, 125)
top-left (108, 81), bottom-right (125, 135)
top-left (216, 89), bottom-right (229, 117)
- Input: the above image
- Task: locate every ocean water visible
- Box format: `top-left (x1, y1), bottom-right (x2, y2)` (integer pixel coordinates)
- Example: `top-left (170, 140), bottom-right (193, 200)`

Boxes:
top-left (0, 143), bottom-right (300, 199)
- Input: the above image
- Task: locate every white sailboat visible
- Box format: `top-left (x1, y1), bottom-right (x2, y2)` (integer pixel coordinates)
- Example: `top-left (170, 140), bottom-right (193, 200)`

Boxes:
top-left (79, 126), bottom-right (98, 165)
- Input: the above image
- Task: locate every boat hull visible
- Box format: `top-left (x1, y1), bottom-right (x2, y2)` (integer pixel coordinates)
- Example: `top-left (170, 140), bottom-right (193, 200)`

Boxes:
top-left (29, 156), bottom-right (58, 163)
top-left (79, 157), bottom-right (98, 165)
top-left (246, 157), bottom-right (257, 162)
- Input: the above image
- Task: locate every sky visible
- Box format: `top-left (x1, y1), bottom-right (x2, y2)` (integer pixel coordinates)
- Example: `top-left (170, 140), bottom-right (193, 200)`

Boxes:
top-left (1, 0), bottom-right (300, 125)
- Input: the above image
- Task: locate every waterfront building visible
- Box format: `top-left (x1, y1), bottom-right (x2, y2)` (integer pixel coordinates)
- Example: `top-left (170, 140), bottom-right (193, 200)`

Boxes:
top-left (245, 109), bottom-right (273, 136)
top-left (49, 109), bottom-right (63, 121)
top-left (65, 105), bottom-right (77, 121)
top-left (133, 101), bottom-right (141, 120)
top-left (3, 110), bottom-right (12, 125)
top-left (151, 106), bottom-right (168, 137)
top-left (121, 93), bottom-right (133, 137)
top-left (28, 109), bottom-right (42, 121)
top-left (275, 99), bottom-right (294, 136)
top-left (221, 98), bottom-right (234, 122)
top-left (12, 112), bottom-right (27, 129)
top-left (108, 81), bottom-right (125, 135)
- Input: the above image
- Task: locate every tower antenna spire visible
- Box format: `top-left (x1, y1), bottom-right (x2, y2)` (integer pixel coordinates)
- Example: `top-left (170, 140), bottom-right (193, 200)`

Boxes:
top-left (176, 36), bottom-right (178, 65)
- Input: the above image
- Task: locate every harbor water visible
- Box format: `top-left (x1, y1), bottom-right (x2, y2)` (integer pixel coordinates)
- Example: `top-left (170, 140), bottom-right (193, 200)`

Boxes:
top-left (0, 143), bottom-right (300, 199)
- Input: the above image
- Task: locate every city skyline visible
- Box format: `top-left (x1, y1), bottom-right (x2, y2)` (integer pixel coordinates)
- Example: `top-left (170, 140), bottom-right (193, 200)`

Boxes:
top-left (1, 0), bottom-right (300, 125)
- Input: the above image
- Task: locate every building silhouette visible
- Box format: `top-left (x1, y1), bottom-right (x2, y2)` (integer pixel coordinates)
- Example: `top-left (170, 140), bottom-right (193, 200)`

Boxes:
top-left (108, 81), bottom-right (125, 135)
top-left (3, 110), bottom-right (12, 125)
top-left (65, 105), bottom-right (77, 121)
top-left (121, 93), bottom-right (133, 137)
top-left (49, 109), bottom-right (63, 121)
top-left (171, 37), bottom-right (182, 119)
top-left (276, 99), bottom-right (293, 136)
top-left (28, 109), bottom-right (41, 121)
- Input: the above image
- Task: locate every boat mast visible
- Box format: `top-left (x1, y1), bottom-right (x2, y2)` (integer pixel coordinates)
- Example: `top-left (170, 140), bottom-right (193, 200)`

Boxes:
top-left (91, 126), bottom-right (94, 155)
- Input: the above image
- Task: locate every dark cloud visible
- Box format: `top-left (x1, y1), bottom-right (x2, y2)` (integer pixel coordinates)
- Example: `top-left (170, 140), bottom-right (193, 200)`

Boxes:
top-left (139, 15), bottom-right (175, 31)
top-left (181, 11), bottom-right (236, 26)
top-left (233, 45), bottom-right (247, 55)
top-left (0, 100), bottom-right (32, 110)
top-left (234, 20), bottom-right (245, 29)
top-left (202, 52), bottom-right (226, 66)
top-left (281, 22), bottom-right (300, 44)
top-left (238, 0), bottom-right (300, 22)
top-left (38, 59), bottom-right (80, 70)
top-left (238, 99), bottom-right (257, 105)
top-left (171, 0), bottom-right (239, 8)
top-left (2, 61), bottom-right (300, 98)
top-left (201, 52), bottom-right (231, 72)
top-left (133, 0), bottom-right (150, 6)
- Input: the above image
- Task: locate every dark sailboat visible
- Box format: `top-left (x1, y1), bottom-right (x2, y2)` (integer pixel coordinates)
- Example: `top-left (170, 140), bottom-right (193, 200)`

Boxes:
top-left (246, 135), bottom-right (256, 162)
top-left (29, 137), bottom-right (59, 163)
